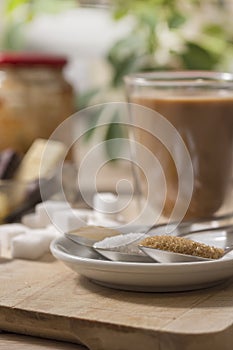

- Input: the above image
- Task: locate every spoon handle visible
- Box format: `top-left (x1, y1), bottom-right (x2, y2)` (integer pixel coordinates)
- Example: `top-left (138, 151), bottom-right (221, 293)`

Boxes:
top-left (177, 225), bottom-right (233, 237)
top-left (146, 222), bottom-right (233, 237)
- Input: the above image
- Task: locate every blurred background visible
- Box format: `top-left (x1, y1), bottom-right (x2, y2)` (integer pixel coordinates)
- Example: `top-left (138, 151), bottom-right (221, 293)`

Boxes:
top-left (1, 0), bottom-right (233, 109)
top-left (0, 0), bottom-right (233, 221)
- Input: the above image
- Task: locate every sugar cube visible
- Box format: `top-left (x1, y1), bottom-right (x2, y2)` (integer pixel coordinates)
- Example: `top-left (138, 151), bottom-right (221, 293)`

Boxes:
top-left (52, 208), bottom-right (89, 233)
top-left (11, 234), bottom-right (48, 260)
top-left (0, 224), bottom-right (27, 250)
top-left (35, 200), bottom-right (70, 227)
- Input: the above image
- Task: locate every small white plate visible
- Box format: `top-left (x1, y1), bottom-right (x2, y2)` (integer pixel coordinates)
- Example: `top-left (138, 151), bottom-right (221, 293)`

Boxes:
top-left (50, 234), bottom-right (233, 292)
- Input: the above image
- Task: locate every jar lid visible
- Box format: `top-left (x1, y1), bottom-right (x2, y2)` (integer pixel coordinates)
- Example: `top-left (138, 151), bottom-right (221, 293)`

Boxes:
top-left (0, 52), bottom-right (67, 67)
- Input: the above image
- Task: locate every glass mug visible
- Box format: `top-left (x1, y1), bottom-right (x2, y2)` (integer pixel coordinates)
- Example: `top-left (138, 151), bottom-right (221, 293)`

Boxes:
top-left (124, 71), bottom-right (233, 220)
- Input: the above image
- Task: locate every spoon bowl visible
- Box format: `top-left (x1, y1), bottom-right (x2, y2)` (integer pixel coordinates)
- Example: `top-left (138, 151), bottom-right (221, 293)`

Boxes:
top-left (93, 247), bottom-right (154, 263)
top-left (139, 245), bottom-right (233, 263)
top-left (65, 233), bottom-right (96, 248)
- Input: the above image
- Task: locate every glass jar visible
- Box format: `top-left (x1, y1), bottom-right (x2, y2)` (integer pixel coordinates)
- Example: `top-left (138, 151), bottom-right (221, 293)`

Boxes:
top-left (0, 52), bottom-right (74, 153)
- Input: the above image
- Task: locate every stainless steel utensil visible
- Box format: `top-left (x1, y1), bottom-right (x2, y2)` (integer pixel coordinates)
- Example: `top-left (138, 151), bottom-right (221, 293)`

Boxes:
top-left (65, 215), bottom-right (233, 263)
top-left (65, 233), bottom-right (96, 248)
top-left (93, 226), bottom-right (232, 263)
top-left (93, 247), bottom-right (154, 263)
top-left (65, 225), bottom-right (122, 248)
top-left (139, 244), bottom-right (233, 263)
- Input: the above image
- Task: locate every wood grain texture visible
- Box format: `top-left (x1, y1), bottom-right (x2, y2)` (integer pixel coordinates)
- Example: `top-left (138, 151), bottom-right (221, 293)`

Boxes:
top-left (0, 333), bottom-right (87, 349)
top-left (0, 255), bottom-right (233, 350)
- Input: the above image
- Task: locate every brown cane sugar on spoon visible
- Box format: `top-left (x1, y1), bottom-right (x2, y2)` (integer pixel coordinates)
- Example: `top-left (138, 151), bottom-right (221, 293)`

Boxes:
top-left (139, 235), bottom-right (224, 260)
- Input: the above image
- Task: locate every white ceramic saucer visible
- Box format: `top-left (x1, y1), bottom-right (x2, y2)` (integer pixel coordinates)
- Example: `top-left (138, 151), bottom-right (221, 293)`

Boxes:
top-left (50, 233), bottom-right (233, 292)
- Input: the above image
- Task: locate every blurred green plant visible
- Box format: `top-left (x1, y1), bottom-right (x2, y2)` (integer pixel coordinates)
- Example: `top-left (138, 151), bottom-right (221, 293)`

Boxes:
top-left (3, 0), bottom-right (233, 73)
top-left (79, 0), bottom-right (233, 157)
top-left (107, 0), bottom-right (233, 87)
top-left (1, 0), bottom-right (233, 159)
top-left (1, 0), bottom-right (77, 49)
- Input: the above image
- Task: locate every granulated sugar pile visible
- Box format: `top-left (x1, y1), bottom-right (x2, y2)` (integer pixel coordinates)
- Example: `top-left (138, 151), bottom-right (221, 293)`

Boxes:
top-left (94, 233), bottom-right (148, 255)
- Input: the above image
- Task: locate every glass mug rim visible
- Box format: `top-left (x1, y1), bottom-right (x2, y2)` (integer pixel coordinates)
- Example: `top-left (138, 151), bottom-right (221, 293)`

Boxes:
top-left (124, 70), bottom-right (233, 88)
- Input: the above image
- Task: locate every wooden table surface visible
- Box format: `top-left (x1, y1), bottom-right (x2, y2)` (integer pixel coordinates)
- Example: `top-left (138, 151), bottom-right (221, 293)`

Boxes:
top-left (0, 332), bottom-right (87, 350)
top-left (1, 252), bottom-right (233, 350)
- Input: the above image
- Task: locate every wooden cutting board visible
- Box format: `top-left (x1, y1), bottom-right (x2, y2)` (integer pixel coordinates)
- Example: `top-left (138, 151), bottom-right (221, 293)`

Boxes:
top-left (1, 254), bottom-right (233, 350)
